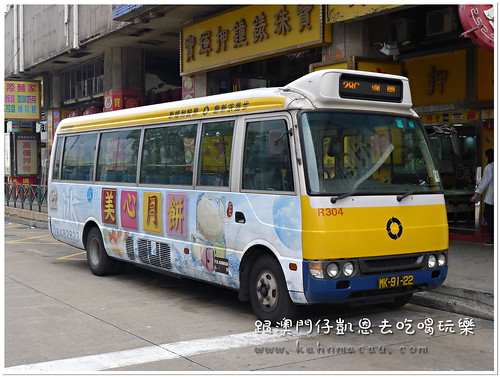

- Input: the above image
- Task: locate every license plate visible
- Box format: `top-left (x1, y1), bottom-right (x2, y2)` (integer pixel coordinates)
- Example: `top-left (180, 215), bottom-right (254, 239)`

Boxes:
top-left (378, 274), bottom-right (414, 289)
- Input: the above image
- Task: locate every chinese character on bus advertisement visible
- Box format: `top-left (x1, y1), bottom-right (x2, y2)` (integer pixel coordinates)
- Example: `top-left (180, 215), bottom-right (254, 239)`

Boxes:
top-left (167, 193), bottom-right (187, 237)
top-left (143, 192), bottom-right (162, 233)
top-left (102, 188), bottom-right (117, 225)
top-left (120, 191), bottom-right (138, 230)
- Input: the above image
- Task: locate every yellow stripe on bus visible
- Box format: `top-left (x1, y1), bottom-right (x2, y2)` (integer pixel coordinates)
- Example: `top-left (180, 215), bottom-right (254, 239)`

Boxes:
top-left (58, 97), bottom-right (287, 133)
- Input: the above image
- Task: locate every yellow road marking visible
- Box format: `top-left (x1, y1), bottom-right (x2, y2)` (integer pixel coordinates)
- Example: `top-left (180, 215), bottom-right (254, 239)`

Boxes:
top-left (6, 234), bottom-right (51, 244)
top-left (58, 251), bottom-right (86, 260)
top-left (5, 224), bottom-right (23, 229)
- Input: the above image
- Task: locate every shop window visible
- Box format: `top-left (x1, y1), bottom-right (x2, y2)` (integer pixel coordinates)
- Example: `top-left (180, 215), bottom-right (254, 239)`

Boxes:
top-left (61, 58), bottom-right (104, 103)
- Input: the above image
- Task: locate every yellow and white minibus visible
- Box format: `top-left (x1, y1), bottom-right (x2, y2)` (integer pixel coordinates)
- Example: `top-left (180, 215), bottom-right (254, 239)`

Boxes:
top-left (48, 69), bottom-right (448, 322)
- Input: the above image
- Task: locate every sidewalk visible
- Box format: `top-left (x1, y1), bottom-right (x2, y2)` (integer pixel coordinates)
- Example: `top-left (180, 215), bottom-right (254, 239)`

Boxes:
top-left (411, 239), bottom-right (495, 320)
top-left (4, 206), bottom-right (495, 320)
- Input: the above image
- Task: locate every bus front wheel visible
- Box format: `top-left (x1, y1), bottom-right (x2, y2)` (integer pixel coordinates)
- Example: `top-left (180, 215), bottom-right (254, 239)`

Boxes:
top-left (86, 227), bottom-right (116, 276)
top-left (249, 254), bottom-right (297, 323)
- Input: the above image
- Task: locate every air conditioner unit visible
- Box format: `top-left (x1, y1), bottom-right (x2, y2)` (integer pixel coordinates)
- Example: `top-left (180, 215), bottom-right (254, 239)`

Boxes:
top-left (426, 8), bottom-right (457, 37)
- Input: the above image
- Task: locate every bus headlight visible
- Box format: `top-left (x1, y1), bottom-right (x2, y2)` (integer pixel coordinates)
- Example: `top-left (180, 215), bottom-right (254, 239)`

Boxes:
top-left (326, 263), bottom-right (339, 278)
top-left (309, 262), bottom-right (324, 279)
top-left (427, 254), bottom-right (437, 268)
top-left (343, 262), bottom-right (355, 277)
top-left (437, 253), bottom-right (446, 267)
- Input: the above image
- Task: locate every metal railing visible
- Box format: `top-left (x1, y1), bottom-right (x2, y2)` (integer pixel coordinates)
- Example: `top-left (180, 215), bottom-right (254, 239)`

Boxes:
top-left (5, 183), bottom-right (48, 212)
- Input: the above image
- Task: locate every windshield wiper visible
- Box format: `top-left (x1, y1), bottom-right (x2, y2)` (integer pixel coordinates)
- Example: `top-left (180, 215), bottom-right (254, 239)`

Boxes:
top-left (397, 182), bottom-right (442, 202)
top-left (396, 190), bottom-right (415, 202)
top-left (331, 192), bottom-right (355, 204)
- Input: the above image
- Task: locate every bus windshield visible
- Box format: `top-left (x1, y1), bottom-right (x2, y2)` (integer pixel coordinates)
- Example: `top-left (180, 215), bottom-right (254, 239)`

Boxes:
top-left (299, 111), bottom-right (442, 196)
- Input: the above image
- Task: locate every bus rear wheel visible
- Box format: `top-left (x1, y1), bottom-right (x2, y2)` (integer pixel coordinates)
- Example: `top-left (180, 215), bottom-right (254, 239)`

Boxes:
top-left (249, 254), bottom-right (297, 323)
top-left (86, 227), bottom-right (116, 276)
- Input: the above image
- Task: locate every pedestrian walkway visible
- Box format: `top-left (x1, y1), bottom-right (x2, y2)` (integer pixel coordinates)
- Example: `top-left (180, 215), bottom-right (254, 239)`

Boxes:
top-left (4, 206), bottom-right (495, 320)
top-left (411, 239), bottom-right (495, 320)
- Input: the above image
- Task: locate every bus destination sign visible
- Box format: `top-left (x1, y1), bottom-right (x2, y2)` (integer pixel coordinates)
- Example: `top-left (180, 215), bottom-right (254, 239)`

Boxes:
top-left (339, 74), bottom-right (403, 102)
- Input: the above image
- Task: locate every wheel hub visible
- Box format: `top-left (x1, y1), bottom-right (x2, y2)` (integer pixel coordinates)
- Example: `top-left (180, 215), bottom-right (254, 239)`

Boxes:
top-left (256, 271), bottom-right (278, 311)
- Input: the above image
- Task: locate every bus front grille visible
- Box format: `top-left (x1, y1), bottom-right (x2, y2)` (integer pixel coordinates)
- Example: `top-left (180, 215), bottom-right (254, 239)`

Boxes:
top-left (358, 253), bottom-right (425, 275)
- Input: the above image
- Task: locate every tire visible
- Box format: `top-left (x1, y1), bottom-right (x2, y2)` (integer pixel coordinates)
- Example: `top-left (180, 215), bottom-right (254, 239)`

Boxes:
top-left (86, 227), bottom-right (116, 276)
top-left (249, 254), bottom-right (298, 323)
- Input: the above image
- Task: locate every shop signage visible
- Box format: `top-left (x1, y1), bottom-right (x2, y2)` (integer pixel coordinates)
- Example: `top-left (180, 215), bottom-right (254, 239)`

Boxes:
top-left (421, 111), bottom-right (480, 125)
top-left (16, 134), bottom-right (38, 175)
top-left (181, 5), bottom-right (331, 75)
top-left (104, 89), bottom-right (143, 112)
top-left (458, 4), bottom-right (494, 52)
top-left (406, 50), bottom-right (467, 107)
top-left (5, 132), bottom-right (39, 177)
top-left (482, 109), bottom-right (494, 120)
top-left (311, 57), bottom-right (403, 76)
top-left (4, 80), bottom-right (41, 120)
top-left (327, 4), bottom-right (402, 23)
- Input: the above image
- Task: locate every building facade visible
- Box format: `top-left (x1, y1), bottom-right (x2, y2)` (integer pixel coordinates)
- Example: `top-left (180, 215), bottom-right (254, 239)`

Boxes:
top-left (4, 4), bottom-right (495, 236)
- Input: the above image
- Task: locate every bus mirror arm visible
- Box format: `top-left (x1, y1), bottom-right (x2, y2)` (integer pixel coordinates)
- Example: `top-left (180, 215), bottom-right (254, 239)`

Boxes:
top-left (269, 129), bottom-right (292, 155)
top-left (273, 129), bottom-right (293, 145)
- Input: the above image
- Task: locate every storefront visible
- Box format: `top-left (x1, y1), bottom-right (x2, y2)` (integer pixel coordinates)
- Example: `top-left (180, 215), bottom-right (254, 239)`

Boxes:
top-left (180, 5), bottom-right (331, 97)
top-left (179, 4), bottom-right (494, 237)
top-left (407, 48), bottom-right (494, 236)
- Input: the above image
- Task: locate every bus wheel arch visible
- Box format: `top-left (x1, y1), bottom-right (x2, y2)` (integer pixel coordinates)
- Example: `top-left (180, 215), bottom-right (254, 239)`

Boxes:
top-left (82, 221), bottom-right (99, 250)
top-left (239, 246), bottom-right (298, 322)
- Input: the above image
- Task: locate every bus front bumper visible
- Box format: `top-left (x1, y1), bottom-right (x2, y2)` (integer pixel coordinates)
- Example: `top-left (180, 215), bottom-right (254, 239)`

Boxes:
top-left (302, 264), bottom-right (448, 305)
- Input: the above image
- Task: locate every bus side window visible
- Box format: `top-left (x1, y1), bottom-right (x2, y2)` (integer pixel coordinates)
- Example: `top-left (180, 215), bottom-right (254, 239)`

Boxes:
top-left (197, 121), bottom-right (234, 187)
top-left (51, 136), bottom-right (64, 180)
top-left (243, 119), bottom-right (294, 192)
top-left (141, 124), bottom-right (197, 185)
top-left (96, 130), bottom-right (141, 183)
top-left (61, 133), bottom-right (97, 181)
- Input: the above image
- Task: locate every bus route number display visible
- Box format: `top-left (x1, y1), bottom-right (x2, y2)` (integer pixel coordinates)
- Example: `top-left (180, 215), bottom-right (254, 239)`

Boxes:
top-left (339, 74), bottom-right (403, 102)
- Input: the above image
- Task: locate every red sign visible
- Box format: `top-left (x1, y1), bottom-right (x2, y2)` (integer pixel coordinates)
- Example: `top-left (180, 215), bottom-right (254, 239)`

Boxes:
top-left (104, 89), bottom-right (143, 112)
top-left (459, 4), bottom-right (494, 52)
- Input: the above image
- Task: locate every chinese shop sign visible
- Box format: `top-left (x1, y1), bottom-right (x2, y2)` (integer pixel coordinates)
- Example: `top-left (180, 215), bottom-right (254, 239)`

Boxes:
top-left (5, 133), bottom-right (39, 176)
top-left (459, 4), bottom-right (494, 52)
top-left (4, 80), bottom-right (41, 120)
top-left (327, 4), bottom-right (402, 23)
top-left (181, 5), bottom-right (331, 75)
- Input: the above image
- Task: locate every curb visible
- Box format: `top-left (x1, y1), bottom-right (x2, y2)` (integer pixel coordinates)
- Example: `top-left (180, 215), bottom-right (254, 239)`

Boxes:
top-left (5, 207), bottom-right (48, 229)
top-left (411, 290), bottom-right (494, 321)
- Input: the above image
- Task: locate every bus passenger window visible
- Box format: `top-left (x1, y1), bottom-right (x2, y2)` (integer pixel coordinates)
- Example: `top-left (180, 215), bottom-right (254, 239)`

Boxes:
top-left (51, 137), bottom-right (64, 180)
top-left (198, 121), bottom-right (234, 187)
top-left (60, 133), bottom-right (97, 181)
top-left (141, 124), bottom-right (197, 185)
top-left (243, 119), bottom-right (294, 192)
top-left (96, 130), bottom-right (141, 183)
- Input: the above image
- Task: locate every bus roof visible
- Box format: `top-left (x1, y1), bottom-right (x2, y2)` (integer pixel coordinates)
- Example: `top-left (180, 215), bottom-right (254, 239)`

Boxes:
top-left (56, 69), bottom-right (415, 135)
top-left (56, 87), bottom-right (293, 134)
